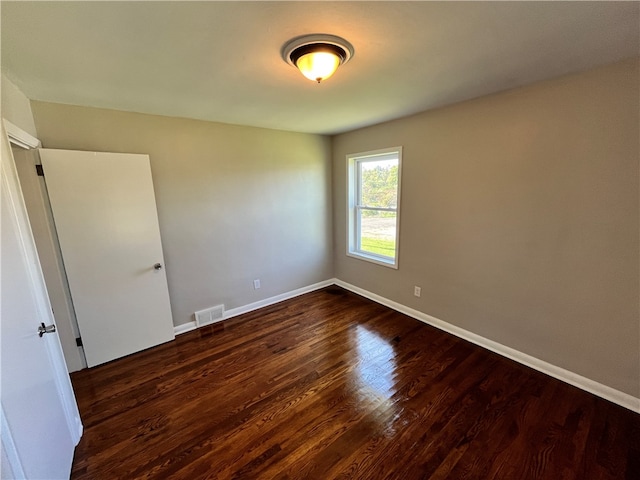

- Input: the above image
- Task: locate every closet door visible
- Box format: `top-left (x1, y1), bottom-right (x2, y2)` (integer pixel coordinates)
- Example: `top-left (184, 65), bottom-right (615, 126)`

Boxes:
top-left (40, 149), bottom-right (174, 367)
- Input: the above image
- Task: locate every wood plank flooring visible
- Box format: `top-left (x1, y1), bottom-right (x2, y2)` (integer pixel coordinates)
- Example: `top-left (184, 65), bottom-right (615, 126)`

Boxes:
top-left (70, 286), bottom-right (640, 479)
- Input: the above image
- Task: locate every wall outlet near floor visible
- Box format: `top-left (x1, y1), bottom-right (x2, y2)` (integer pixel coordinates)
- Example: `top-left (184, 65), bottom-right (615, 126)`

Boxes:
top-left (414, 286), bottom-right (421, 297)
top-left (253, 279), bottom-right (261, 290)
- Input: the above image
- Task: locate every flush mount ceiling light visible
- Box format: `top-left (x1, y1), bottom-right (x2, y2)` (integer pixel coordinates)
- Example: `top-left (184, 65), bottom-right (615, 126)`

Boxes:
top-left (282, 34), bottom-right (354, 83)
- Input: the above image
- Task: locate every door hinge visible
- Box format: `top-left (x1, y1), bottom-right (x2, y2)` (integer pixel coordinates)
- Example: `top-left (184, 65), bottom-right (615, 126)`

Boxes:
top-left (76, 337), bottom-right (83, 347)
top-left (35, 164), bottom-right (45, 176)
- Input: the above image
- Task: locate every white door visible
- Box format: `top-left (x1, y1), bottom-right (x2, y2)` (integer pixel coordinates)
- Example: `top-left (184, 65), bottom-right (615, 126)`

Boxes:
top-left (1, 127), bottom-right (82, 479)
top-left (39, 149), bottom-right (175, 367)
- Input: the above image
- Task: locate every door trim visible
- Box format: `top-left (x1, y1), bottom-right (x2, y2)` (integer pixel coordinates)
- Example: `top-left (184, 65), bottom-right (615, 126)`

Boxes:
top-left (1, 406), bottom-right (26, 479)
top-left (3, 119), bottom-right (40, 150)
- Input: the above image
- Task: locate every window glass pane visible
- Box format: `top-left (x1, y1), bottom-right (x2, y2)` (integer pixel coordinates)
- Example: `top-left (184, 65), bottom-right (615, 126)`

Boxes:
top-left (358, 210), bottom-right (397, 258)
top-left (348, 147), bottom-right (401, 268)
top-left (358, 159), bottom-right (398, 208)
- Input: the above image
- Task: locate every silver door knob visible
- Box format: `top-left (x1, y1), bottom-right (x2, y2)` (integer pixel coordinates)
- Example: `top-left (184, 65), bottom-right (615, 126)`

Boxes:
top-left (153, 263), bottom-right (163, 270)
top-left (38, 322), bottom-right (56, 337)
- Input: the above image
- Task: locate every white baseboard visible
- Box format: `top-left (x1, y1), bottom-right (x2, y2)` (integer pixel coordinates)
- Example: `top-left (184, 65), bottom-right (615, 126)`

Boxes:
top-left (174, 322), bottom-right (197, 335)
top-left (333, 279), bottom-right (640, 413)
top-left (173, 279), bottom-right (335, 337)
top-left (173, 277), bottom-right (639, 413)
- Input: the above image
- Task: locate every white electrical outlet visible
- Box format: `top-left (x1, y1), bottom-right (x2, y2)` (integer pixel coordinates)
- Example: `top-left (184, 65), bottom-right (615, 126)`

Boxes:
top-left (253, 279), bottom-right (261, 289)
top-left (414, 286), bottom-right (421, 297)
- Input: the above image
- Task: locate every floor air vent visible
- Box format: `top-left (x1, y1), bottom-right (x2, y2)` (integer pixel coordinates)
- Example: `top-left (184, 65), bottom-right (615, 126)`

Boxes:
top-left (194, 305), bottom-right (225, 327)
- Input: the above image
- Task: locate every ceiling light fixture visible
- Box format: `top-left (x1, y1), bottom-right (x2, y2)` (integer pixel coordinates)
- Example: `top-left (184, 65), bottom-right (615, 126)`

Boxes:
top-left (282, 34), bottom-right (354, 84)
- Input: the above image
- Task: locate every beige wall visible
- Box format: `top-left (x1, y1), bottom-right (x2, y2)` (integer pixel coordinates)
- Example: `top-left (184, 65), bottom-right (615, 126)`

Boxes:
top-left (31, 103), bottom-right (333, 328)
top-left (332, 58), bottom-right (639, 397)
top-left (1, 74), bottom-right (37, 136)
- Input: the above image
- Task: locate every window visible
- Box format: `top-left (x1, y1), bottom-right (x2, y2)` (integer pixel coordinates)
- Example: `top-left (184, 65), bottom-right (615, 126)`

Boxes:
top-left (347, 147), bottom-right (402, 268)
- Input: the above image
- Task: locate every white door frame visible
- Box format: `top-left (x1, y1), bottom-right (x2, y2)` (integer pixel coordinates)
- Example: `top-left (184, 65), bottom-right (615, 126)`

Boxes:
top-left (10, 130), bottom-right (87, 373)
top-left (1, 119), bottom-right (83, 476)
top-left (3, 119), bottom-right (40, 150)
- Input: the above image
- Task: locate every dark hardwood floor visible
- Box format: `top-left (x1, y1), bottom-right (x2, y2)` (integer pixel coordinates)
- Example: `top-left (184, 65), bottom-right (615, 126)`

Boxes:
top-left (70, 286), bottom-right (639, 479)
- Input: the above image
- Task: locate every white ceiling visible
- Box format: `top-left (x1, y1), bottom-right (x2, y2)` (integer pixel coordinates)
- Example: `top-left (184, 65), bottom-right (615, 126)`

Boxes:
top-left (2, 1), bottom-right (638, 135)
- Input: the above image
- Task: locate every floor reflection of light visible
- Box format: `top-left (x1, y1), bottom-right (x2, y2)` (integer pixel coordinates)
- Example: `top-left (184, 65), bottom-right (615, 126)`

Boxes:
top-left (354, 325), bottom-right (397, 402)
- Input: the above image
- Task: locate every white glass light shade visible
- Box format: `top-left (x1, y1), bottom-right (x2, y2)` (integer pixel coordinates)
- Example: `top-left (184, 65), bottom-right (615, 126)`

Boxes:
top-left (295, 51), bottom-right (341, 83)
top-left (282, 35), bottom-right (354, 84)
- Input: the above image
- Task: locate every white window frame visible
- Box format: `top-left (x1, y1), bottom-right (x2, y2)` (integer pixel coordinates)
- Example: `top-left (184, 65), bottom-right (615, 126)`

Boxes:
top-left (347, 147), bottom-right (402, 269)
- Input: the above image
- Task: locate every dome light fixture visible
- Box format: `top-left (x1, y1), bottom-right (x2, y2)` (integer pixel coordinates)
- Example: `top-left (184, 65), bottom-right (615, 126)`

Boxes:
top-left (282, 34), bottom-right (354, 83)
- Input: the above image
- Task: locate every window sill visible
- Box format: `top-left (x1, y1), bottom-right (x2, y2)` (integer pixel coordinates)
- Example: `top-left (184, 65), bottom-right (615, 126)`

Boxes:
top-left (346, 250), bottom-right (398, 269)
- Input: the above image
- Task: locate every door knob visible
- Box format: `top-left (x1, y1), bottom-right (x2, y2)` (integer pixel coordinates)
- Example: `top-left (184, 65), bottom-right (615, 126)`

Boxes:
top-left (38, 322), bottom-right (56, 337)
top-left (153, 263), bottom-right (163, 270)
